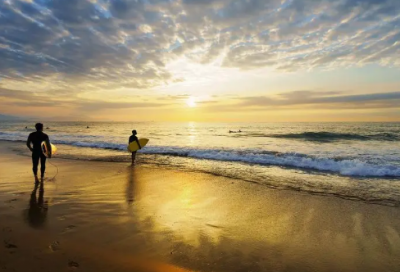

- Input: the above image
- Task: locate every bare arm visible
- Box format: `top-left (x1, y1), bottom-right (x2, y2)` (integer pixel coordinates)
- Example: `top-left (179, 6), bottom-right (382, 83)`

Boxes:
top-left (26, 136), bottom-right (33, 152)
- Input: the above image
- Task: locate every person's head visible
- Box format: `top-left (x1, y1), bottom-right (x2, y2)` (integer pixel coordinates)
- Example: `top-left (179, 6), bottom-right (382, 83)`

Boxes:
top-left (132, 130), bottom-right (137, 135)
top-left (35, 123), bottom-right (44, 132)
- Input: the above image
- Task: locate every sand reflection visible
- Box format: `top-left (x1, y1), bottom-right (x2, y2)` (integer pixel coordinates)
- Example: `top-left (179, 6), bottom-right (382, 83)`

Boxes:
top-left (24, 180), bottom-right (48, 229)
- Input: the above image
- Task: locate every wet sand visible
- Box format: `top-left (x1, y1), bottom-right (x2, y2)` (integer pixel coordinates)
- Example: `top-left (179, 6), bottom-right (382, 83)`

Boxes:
top-left (1, 141), bottom-right (400, 272)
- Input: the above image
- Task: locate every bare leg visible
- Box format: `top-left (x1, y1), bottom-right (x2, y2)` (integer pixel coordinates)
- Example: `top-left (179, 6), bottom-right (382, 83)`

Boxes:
top-left (131, 152), bottom-right (137, 165)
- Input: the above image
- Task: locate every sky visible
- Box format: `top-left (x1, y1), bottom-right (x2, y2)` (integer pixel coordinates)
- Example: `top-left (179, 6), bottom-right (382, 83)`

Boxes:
top-left (0, 0), bottom-right (399, 122)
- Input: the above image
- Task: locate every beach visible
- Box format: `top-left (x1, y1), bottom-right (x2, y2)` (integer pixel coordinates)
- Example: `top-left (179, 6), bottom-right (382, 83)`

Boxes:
top-left (1, 140), bottom-right (400, 271)
top-left (1, 0), bottom-right (399, 269)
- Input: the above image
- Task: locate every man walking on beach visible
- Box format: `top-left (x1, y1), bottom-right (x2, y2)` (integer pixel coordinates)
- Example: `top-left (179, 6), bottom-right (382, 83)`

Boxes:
top-left (27, 123), bottom-right (51, 182)
top-left (129, 130), bottom-right (141, 165)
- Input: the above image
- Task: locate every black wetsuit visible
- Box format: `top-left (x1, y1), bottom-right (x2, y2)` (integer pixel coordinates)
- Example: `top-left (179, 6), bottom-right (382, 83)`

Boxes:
top-left (129, 135), bottom-right (141, 151)
top-left (27, 131), bottom-right (49, 177)
top-left (129, 135), bottom-right (138, 145)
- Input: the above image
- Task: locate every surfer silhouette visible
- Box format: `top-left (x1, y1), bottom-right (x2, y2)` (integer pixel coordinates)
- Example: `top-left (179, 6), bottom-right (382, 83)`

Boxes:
top-left (129, 130), bottom-right (141, 165)
top-left (26, 123), bottom-right (51, 182)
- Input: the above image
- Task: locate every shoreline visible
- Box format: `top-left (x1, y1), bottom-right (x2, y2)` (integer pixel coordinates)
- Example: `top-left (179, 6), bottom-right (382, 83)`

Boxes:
top-left (1, 135), bottom-right (399, 178)
top-left (3, 139), bottom-right (400, 208)
top-left (1, 141), bottom-right (400, 271)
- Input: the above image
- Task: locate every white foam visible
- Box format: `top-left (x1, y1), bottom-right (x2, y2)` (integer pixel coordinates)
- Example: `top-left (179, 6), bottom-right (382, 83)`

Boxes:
top-left (1, 131), bottom-right (399, 177)
top-left (141, 146), bottom-right (400, 177)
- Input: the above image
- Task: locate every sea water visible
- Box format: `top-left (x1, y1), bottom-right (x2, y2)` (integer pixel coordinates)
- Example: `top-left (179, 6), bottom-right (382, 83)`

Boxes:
top-left (1, 122), bottom-right (400, 205)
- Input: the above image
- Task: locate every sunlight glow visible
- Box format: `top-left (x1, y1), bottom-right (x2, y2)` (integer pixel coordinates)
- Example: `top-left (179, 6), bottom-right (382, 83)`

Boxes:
top-left (186, 97), bottom-right (197, 107)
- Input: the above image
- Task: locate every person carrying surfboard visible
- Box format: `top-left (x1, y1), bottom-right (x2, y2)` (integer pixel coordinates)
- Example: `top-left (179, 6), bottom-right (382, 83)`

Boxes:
top-left (129, 130), bottom-right (141, 165)
top-left (26, 123), bottom-right (51, 182)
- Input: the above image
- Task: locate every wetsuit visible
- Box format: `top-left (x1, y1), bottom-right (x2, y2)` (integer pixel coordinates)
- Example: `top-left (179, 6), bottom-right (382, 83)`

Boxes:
top-left (129, 135), bottom-right (141, 164)
top-left (27, 131), bottom-right (49, 177)
top-left (129, 135), bottom-right (139, 146)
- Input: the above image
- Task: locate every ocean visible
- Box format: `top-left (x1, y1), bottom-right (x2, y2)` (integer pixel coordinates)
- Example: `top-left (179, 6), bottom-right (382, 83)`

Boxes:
top-left (1, 121), bottom-right (400, 205)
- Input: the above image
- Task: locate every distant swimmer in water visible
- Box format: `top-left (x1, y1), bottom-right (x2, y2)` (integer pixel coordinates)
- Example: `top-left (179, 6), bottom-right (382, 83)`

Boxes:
top-left (46, 127), bottom-right (50, 129)
top-left (26, 123), bottom-right (51, 182)
top-left (25, 126), bottom-right (28, 129)
top-left (129, 130), bottom-right (141, 165)
top-left (87, 126), bottom-right (90, 128)
top-left (239, 130), bottom-right (242, 133)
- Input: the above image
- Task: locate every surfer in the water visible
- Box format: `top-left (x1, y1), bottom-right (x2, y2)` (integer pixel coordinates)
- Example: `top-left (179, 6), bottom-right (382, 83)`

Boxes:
top-left (129, 130), bottom-right (141, 165)
top-left (26, 123), bottom-right (51, 182)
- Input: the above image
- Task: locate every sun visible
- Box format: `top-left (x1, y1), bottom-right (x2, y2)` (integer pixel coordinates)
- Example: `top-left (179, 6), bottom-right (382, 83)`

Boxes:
top-left (186, 97), bottom-right (197, 107)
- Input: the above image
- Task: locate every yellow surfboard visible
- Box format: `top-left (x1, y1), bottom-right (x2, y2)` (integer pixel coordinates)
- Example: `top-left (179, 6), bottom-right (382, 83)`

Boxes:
top-left (127, 138), bottom-right (149, 152)
top-left (41, 142), bottom-right (57, 158)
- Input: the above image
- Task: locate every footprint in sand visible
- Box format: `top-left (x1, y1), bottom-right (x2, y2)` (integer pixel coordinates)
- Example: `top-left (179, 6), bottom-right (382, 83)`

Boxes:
top-left (205, 223), bottom-right (223, 229)
top-left (68, 261), bottom-right (79, 269)
top-left (4, 240), bottom-right (17, 249)
top-left (49, 241), bottom-right (61, 252)
top-left (63, 225), bottom-right (77, 233)
top-left (4, 199), bottom-right (18, 203)
top-left (12, 192), bottom-right (25, 196)
top-left (2, 227), bottom-right (12, 233)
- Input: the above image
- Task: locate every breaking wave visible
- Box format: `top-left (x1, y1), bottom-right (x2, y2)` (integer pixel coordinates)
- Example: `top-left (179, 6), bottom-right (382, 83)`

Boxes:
top-left (1, 131), bottom-right (399, 177)
top-left (235, 132), bottom-right (399, 141)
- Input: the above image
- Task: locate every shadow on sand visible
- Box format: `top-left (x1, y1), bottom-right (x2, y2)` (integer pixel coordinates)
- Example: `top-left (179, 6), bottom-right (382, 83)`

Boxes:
top-left (23, 179), bottom-right (48, 229)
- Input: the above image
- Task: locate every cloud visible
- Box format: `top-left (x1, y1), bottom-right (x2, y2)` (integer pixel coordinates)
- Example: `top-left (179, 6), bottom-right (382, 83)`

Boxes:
top-left (162, 94), bottom-right (190, 100)
top-left (0, 86), bottom-right (169, 112)
top-left (75, 100), bottom-right (167, 112)
top-left (0, 0), bottom-right (399, 95)
top-left (242, 90), bottom-right (400, 106)
top-left (205, 90), bottom-right (400, 111)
